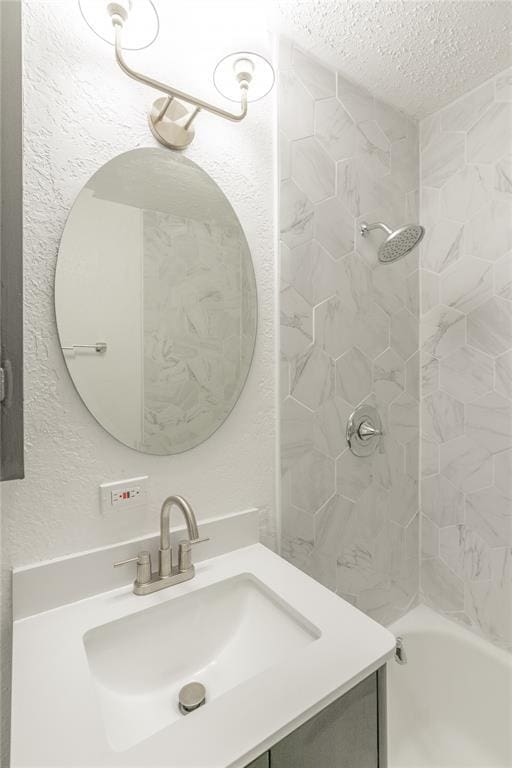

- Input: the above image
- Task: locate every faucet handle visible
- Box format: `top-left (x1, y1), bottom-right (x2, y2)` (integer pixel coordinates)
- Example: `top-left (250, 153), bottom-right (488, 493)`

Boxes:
top-left (113, 550), bottom-right (152, 585)
top-left (178, 537), bottom-right (210, 573)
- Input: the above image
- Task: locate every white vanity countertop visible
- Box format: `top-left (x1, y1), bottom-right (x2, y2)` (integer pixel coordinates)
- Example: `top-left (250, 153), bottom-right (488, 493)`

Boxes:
top-left (11, 543), bottom-right (395, 768)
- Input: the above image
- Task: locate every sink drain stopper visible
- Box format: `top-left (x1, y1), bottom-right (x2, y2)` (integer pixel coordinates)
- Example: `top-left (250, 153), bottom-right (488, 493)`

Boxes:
top-left (178, 682), bottom-right (206, 714)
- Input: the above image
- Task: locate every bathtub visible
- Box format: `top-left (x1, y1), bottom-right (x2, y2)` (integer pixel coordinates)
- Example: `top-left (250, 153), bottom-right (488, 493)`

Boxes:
top-left (387, 604), bottom-right (512, 768)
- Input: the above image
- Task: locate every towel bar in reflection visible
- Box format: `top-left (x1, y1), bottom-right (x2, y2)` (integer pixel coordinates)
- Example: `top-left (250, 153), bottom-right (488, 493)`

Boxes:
top-left (61, 342), bottom-right (107, 353)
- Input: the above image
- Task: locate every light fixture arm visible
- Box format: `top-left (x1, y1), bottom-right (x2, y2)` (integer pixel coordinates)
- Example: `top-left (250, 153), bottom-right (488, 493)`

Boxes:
top-left (113, 21), bottom-right (248, 124)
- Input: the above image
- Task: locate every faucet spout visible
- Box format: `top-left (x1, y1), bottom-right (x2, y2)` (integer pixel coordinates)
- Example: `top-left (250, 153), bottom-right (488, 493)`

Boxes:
top-left (159, 495), bottom-right (200, 577)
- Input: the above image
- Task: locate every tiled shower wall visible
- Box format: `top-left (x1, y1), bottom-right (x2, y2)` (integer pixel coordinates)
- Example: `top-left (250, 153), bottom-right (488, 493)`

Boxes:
top-left (279, 41), bottom-right (420, 625)
top-left (419, 68), bottom-right (512, 651)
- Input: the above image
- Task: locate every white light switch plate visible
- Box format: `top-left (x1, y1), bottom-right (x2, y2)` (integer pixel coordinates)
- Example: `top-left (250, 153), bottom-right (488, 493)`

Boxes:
top-left (99, 476), bottom-right (148, 514)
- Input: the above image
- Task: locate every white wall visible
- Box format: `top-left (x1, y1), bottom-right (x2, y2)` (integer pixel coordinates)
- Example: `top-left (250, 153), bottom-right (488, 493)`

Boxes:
top-left (1, 0), bottom-right (276, 757)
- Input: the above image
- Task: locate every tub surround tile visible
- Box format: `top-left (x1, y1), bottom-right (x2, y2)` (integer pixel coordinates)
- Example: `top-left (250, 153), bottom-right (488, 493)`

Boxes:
top-left (466, 200), bottom-right (512, 262)
top-left (422, 132), bottom-right (465, 188)
top-left (439, 346), bottom-right (493, 403)
top-left (440, 257), bottom-right (493, 315)
top-left (494, 449), bottom-right (512, 499)
top-left (439, 435), bottom-right (493, 493)
top-left (280, 42), bottom-right (420, 627)
top-left (421, 475), bottom-right (464, 527)
top-left (421, 219), bottom-right (464, 273)
top-left (292, 47), bottom-right (336, 100)
top-left (494, 255), bottom-right (512, 301)
top-left (422, 391), bottom-right (465, 444)
top-left (467, 102), bottom-right (512, 163)
top-left (495, 68), bottom-right (512, 102)
top-left (441, 165), bottom-right (492, 222)
top-left (421, 556), bottom-right (464, 612)
top-left (494, 155), bottom-right (512, 199)
top-left (440, 82), bottom-right (494, 132)
top-left (465, 487), bottom-right (512, 547)
top-left (467, 297), bottom-right (512, 355)
top-left (421, 305), bottom-right (466, 359)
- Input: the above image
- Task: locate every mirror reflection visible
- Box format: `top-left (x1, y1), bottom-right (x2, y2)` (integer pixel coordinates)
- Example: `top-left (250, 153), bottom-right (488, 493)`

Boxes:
top-left (55, 148), bottom-right (257, 454)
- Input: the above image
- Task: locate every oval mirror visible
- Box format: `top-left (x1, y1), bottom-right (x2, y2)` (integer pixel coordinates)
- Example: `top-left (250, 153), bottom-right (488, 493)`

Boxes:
top-left (55, 148), bottom-right (257, 454)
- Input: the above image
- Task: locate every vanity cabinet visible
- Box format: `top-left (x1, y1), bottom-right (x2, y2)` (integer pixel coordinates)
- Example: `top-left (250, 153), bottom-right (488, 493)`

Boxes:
top-left (246, 671), bottom-right (384, 768)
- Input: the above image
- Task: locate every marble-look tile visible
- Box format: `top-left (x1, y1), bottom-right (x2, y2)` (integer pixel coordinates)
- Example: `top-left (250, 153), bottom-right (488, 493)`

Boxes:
top-left (372, 265), bottom-right (408, 319)
top-left (439, 524), bottom-right (491, 581)
top-left (336, 347), bottom-right (372, 405)
top-left (314, 397), bottom-right (352, 458)
top-left (391, 308), bottom-right (419, 361)
top-left (279, 131), bottom-right (291, 180)
top-left (466, 391), bottom-right (512, 454)
top-left (341, 252), bottom-right (373, 312)
top-left (466, 487), bottom-right (512, 547)
top-left (291, 344), bottom-right (335, 410)
top-left (495, 351), bottom-right (512, 400)
top-left (422, 474), bottom-right (464, 526)
top-left (389, 392), bottom-right (419, 445)
top-left (337, 158), bottom-right (405, 223)
top-left (292, 47), bottom-right (336, 99)
top-left (421, 437), bottom-right (439, 477)
top-left (337, 73), bottom-right (374, 123)
top-left (314, 493), bottom-right (355, 556)
top-left (494, 155), bottom-right (512, 199)
top-left (420, 270), bottom-right (439, 315)
top-left (466, 200), bottom-right (512, 262)
top-left (495, 449), bottom-right (512, 499)
top-left (290, 449), bottom-right (335, 514)
top-left (494, 254), bottom-right (512, 301)
top-left (314, 196), bottom-right (354, 259)
top-left (405, 513), bottom-right (419, 560)
top-left (467, 297), bottom-right (512, 355)
top-left (466, 576), bottom-right (512, 647)
top-left (441, 164), bottom-right (492, 223)
top-left (440, 257), bottom-right (493, 314)
top-left (356, 120), bottom-right (390, 177)
top-left (353, 302), bottom-right (390, 360)
top-left (421, 219), bottom-right (464, 273)
top-left (314, 98), bottom-right (356, 160)
top-left (280, 286), bottom-right (313, 359)
top-left (422, 132), bottom-right (465, 188)
top-left (280, 179), bottom-right (314, 248)
top-left (495, 68), bottom-right (512, 102)
top-left (422, 514), bottom-right (439, 557)
top-left (421, 305), bottom-right (466, 359)
top-left (373, 348), bottom-right (405, 405)
top-left (440, 435), bottom-right (493, 493)
top-left (280, 356), bottom-right (290, 402)
top-left (281, 396), bottom-right (315, 472)
top-left (440, 82), bottom-right (494, 132)
top-left (421, 556), bottom-right (464, 611)
top-left (314, 295), bottom-right (355, 358)
top-left (336, 449), bottom-right (375, 502)
top-left (281, 502), bottom-right (315, 570)
top-left (421, 353), bottom-right (439, 397)
top-left (291, 137), bottom-right (335, 203)
top-left (389, 472), bottom-right (418, 526)
top-left (278, 69), bottom-right (315, 140)
top-left (422, 391), bottom-right (465, 444)
top-left (405, 270), bottom-right (420, 317)
top-left (391, 135), bottom-right (419, 193)
top-left (374, 99), bottom-right (409, 142)
top-left (420, 112), bottom-right (440, 151)
top-left (280, 239), bottom-right (339, 306)
top-left (406, 437), bottom-right (420, 482)
top-left (375, 435), bottom-right (405, 490)
top-left (406, 352), bottom-right (420, 400)
top-left (467, 103), bottom-right (512, 163)
top-left (439, 346), bottom-right (493, 403)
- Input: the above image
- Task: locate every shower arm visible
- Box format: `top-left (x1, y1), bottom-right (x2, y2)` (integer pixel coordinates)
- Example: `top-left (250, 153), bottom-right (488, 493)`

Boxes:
top-left (360, 221), bottom-right (393, 236)
top-left (113, 21), bottom-right (248, 126)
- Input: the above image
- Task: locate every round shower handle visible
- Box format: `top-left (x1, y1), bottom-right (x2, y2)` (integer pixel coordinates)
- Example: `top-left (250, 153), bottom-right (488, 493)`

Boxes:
top-left (347, 405), bottom-right (384, 457)
top-left (358, 420), bottom-right (383, 440)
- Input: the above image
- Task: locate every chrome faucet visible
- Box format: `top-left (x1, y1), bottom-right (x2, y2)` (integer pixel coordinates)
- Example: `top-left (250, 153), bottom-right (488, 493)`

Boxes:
top-left (114, 495), bottom-right (209, 595)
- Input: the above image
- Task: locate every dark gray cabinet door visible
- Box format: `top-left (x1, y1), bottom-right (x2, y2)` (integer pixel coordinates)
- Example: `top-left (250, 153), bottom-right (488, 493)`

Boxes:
top-left (270, 673), bottom-right (379, 768)
top-left (245, 754), bottom-right (269, 768)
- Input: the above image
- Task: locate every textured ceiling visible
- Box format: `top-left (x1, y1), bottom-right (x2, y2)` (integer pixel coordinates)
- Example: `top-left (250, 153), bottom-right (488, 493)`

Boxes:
top-left (274, 0), bottom-right (512, 118)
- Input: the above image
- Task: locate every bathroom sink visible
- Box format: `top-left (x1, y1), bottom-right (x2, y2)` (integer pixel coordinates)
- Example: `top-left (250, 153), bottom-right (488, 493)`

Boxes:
top-left (84, 573), bottom-right (320, 751)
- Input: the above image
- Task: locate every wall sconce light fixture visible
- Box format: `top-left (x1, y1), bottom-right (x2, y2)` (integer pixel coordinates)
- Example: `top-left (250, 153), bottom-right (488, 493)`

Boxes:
top-left (78, 0), bottom-right (275, 150)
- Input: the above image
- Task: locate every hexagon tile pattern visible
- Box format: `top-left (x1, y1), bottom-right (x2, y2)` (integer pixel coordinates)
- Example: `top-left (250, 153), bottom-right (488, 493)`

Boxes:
top-left (279, 40), bottom-right (420, 627)
top-left (419, 67), bottom-right (512, 653)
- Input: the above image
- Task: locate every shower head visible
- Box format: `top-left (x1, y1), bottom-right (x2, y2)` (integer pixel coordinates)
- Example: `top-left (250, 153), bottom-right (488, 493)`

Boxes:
top-left (360, 221), bottom-right (425, 263)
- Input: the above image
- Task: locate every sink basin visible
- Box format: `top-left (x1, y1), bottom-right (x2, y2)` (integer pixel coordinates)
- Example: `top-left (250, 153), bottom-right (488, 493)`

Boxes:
top-left (83, 573), bottom-right (320, 751)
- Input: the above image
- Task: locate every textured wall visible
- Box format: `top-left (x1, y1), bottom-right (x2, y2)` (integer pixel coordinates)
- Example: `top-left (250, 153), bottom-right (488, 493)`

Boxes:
top-left (0, 1), bottom-right (276, 758)
top-left (419, 68), bottom-right (512, 652)
top-left (275, 0), bottom-right (512, 120)
top-left (279, 41), bottom-right (420, 626)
